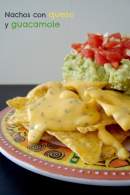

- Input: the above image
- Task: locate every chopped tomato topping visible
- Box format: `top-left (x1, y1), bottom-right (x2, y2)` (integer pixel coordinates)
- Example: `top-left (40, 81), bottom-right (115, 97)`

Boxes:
top-left (104, 41), bottom-right (119, 49)
top-left (71, 43), bottom-right (82, 52)
top-left (111, 62), bottom-right (119, 69)
top-left (109, 33), bottom-right (121, 39)
top-left (95, 51), bottom-right (108, 64)
top-left (81, 49), bottom-right (94, 59)
top-left (71, 33), bottom-right (130, 68)
top-left (122, 38), bottom-right (130, 49)
top-left (106, 51), bottom-right (122, 63)
top-left (88, 33), bottom-right (103, 48)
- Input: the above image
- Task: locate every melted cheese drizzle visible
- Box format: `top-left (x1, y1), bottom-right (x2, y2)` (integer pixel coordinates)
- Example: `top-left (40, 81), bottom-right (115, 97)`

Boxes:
top-left (27, 85), bottom-right (101, 143)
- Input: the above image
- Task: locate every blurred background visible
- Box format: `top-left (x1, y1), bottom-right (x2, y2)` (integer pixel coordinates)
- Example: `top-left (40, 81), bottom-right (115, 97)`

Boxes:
top-left (0, 0), bottom-right (130, 84)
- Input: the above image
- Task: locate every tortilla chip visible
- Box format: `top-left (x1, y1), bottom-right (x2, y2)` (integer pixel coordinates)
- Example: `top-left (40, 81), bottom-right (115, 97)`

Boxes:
top-left (98, 126), bottom-right (129, 160)
top-left (27, 82), bottom-right (62, 99)
top-left (6, 97), bottom-right (27, 110)
top-left (63, 80), bottom-right (107, 91)
top-left (101, 145), bottom-right (116, 160)
top-left (87, 88), bottom-right (130, 131)
top-left (7, 97), bottom-right (29, 126)
top-left (47, 131), bottom-right (102, 164)
top-left (63, 81), bottom-right (107, 102)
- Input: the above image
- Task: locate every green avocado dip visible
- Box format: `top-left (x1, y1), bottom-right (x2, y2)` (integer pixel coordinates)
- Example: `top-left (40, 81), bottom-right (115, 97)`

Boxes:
top-left (63, 53), bottom-right (130, 94)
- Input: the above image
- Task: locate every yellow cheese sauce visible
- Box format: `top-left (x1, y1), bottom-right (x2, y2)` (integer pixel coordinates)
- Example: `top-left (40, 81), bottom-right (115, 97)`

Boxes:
top-left (27, 85), bottom-right (101, 143)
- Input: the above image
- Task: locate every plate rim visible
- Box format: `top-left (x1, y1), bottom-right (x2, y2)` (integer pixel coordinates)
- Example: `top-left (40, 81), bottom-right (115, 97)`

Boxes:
top-left (1, 107), bottom-right (130, 186)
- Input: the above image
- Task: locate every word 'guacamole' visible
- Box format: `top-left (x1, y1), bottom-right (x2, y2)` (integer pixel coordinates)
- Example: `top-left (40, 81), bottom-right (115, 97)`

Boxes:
top-left (11, 21), bottom-right (60, 29)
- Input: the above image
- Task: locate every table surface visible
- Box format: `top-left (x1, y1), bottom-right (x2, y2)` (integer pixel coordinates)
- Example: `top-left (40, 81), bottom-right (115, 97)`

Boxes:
top-left (0, 85), bottom-right (130, 194)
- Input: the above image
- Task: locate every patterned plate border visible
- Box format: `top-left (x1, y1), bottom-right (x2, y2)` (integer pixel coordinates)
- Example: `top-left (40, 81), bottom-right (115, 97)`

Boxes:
top-left (1, 107), bottom-right (130, 186)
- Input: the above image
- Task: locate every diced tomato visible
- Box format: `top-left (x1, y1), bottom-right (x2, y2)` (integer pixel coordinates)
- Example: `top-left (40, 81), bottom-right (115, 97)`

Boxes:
top-left (106, 51), bottom-right (122, 63)
top-left (71, 43), bottom-right (82, 52)
top-left (122, 39), bottom-right (130, 49)
top-left (111, 62), bottom-right (119, 69)
top-left (111, 46), bottom-right (124, 54)
top-left (95, 51), bottom-right (108, 64)
top-left (88, 33), bottom-right (103, 48)
top-left (81, 49), bottom-right (94, 59)
top-left (104, 41), bottom-right (120, 49)
top-left (109, 33), bottom-right (121, 39)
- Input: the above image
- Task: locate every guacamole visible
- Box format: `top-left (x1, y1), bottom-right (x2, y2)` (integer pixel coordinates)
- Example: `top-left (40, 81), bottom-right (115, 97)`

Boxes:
top-left (63, 53), bottom-right (130, 94)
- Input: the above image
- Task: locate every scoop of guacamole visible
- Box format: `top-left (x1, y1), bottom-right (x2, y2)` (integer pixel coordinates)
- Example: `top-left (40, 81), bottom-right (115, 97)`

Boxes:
top-left (63, 53), bottom-right (130, 94)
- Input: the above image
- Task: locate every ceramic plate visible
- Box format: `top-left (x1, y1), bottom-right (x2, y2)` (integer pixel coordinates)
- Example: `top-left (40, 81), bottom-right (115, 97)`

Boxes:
top-left (1, 108), bottom-right (130, 186)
